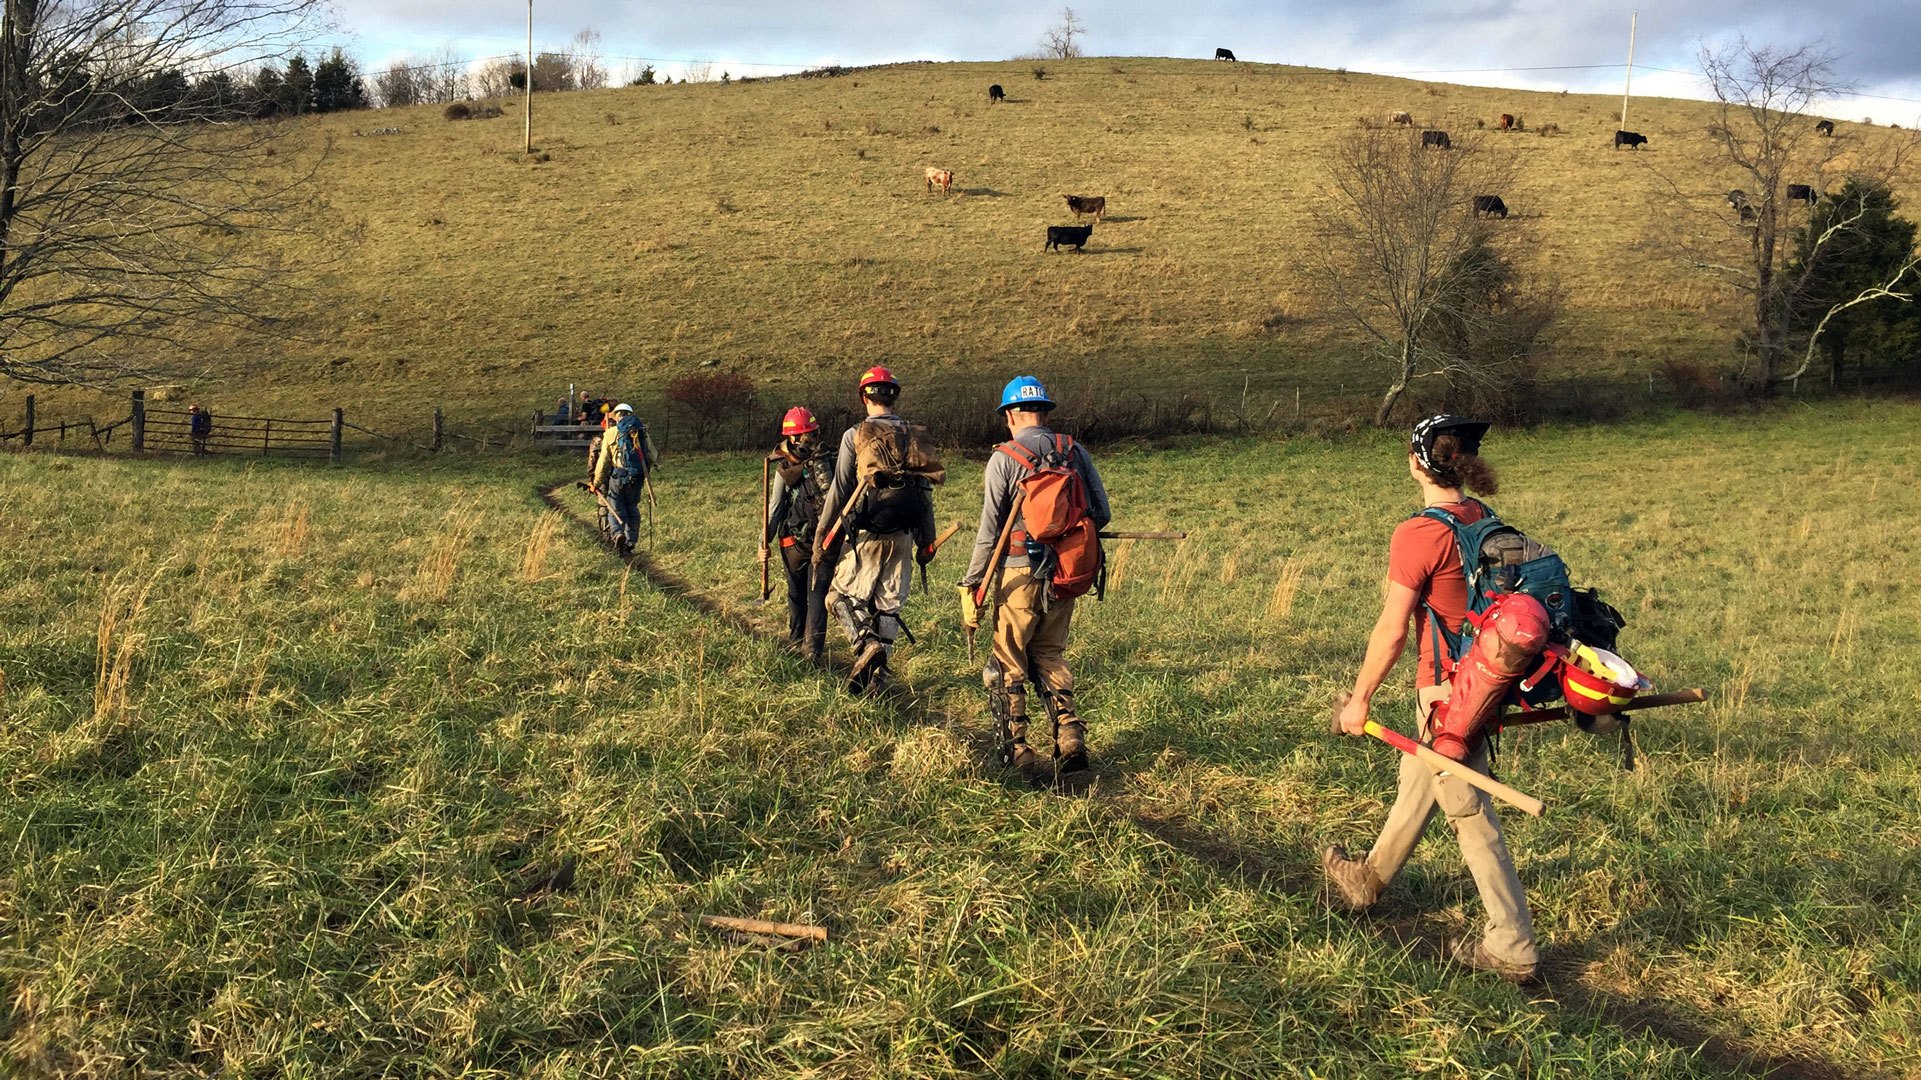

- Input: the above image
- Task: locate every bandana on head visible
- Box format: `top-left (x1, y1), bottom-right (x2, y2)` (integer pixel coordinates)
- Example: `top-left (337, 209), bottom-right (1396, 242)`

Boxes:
top-left (1410, 414), bottom-right (1491, 473)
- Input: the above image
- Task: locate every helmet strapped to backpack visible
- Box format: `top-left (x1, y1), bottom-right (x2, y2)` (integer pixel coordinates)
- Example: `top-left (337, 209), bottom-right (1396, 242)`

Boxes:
top-left (847, 418), bottom-right (943, 534)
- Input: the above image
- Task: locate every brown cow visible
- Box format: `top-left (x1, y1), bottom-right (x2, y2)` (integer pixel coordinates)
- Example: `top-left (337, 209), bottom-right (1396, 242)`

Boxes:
top-left (1499, 113), bottom-right (1514, 131)
top-left (924, 166), bottom-right (954, 194)
top-left (1390, 110), bottom-right (1413, 126)
top-left (1063, 194), bottom-right (1106, 222)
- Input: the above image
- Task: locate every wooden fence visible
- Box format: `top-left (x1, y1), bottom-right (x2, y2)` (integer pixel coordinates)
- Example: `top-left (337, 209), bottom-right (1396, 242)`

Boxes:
top-left (531, 412), bottom-right (600, 451)
top-left (136, 393), bottom-right (342, 463)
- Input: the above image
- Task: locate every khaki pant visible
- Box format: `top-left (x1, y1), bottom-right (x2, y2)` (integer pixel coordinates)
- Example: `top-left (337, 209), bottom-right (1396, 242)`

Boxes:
top-left (830, 531), bottom-right (915, 653)
top-left (990, 566), bottom-right (1076, 716)
top-left (1364, 683), bottom-right (1539, 969)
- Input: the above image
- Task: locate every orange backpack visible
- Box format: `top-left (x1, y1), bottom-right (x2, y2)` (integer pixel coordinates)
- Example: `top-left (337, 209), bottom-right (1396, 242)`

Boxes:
top-left (1000, 434), bottom-right (1102, 600)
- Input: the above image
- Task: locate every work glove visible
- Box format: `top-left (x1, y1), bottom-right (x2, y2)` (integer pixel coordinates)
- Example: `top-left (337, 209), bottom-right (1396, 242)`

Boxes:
top-left (957, 583), bottom-right (980, 631)
top-left (916, 543), bottom-right (937, 567)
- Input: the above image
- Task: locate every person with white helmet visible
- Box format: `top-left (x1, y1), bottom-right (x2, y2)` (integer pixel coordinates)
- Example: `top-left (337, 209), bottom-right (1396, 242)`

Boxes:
top-left (763, 406), bottom-right (831, 652)
top-left (958, 376), bottom-right (1110, 777)
top-left (590, 402), bottom-right (656, 556)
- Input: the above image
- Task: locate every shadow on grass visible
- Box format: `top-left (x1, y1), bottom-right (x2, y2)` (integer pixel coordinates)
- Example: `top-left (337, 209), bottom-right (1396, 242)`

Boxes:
top-left (535, 477), bottom-right (1877, 1080)
top-left (958, 187), bottom-right (1007, 197)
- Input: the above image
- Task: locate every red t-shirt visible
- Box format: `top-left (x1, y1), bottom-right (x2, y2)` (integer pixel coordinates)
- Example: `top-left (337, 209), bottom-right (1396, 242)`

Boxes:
top-left (1387, 500), bottom-right (1485, 687)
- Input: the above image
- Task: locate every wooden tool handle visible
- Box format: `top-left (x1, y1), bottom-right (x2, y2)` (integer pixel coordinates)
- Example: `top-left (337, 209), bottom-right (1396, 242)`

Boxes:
top-left (1364, 720), bottom-right (1547, 817)
top-left (1097, 530), bottom-right (1186, 540)
top-left (1498, 688), bottom-right (1706, 729)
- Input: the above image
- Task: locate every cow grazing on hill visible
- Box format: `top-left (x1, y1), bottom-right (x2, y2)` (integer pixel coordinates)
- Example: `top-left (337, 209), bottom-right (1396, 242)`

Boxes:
top-left (1614, 129), bottom-right (1648, 150)
top-left (1472, 195), bottom-right (1509, 219)
top-left (988, 84), bottom-right (1005, 104)
top-left (1063, 194), bottom-right (1106, 222)
top-left (1045, 224), bottom-right (1094, 252)
top-left (1499, 113), bottom-right (1515, 131)
top-left (1215, 48), bottom-right (1237, 61)
top-left (1787, 184), bottom-right (1817, 204)
top-left (924, 167), bottom-right (954, 194)
top-left (1390, 110), bottom-right (1413, 126)
top-left (1815, 119), bottom-right (1835, 136)
top-left (1726, 189), bottom-right (1751, 211)
top-left (1421, 130), bottom-right (1451, 150)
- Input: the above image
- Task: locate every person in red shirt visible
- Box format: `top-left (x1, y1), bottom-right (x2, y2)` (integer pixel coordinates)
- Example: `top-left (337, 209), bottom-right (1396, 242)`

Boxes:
top-left (1322, 415), bottom-right (1540, 984)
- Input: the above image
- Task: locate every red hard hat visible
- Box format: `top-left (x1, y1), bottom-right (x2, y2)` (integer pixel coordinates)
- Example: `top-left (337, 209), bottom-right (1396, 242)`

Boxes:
top-left (781, 406), bottom-right (818, 435)
top-left (1561, 643), bottom-right (1642, 716)
top-left (858, 366), bottom-right (899, 391)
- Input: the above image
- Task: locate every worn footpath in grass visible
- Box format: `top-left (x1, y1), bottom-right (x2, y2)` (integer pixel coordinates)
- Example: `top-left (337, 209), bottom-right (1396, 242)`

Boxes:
top-left (2, 402), bottom-right (1917, 1076)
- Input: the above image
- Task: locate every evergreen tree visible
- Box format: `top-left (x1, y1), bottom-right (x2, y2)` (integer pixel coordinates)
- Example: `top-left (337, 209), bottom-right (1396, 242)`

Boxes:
top-left (1787, 180), bottom-right (1921, 387)
top-left (312, 49), bottom-right (367, 112)
top-left (279, 54), bottom-right (314, 115)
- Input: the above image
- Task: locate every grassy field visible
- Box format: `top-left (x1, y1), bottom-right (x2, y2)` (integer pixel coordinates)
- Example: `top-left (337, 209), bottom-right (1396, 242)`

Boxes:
top-left (8, 57), bottom-right (1917, 432)
top-left (3, 402), bottom-right (1917, 1076)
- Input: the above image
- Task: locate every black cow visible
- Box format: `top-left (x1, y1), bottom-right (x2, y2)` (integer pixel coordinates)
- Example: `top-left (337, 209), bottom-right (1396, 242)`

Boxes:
top-left (1215, 48), bottom-right (1237, 61)
top-left (1726, 189), bottom-right (1751, 211)
top-left (988, 83), bottom-right (1005, 104)
top-left (1045, 224), bottom-right (1094, 252)
top-left (1063, 194), bottom-right (1106, 222)
top-left (1786, 184), bottom-right (1816, 204)
top-left (1472, 195), bottom-right (1509, 219)
top-left (1815, 119), bottom-right (1835, 136)
top-left (1614, 129), bottom-right (1648, 150)
top-left (1421, 130), bottom-right (1451, 150)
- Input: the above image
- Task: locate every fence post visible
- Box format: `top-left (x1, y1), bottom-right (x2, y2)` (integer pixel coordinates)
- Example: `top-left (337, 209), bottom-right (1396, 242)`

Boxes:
top-left (22, 394), bottom-right (32, 447)
top-left (330, 409), bottom-right (343, 465)
top-left (131, 390), bottom-right (145, 451)
top-left (433, 408), bottom-right (444, 452)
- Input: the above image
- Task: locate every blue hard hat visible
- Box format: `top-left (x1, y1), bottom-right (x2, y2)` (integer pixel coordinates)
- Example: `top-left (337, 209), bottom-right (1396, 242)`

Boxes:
top-left (998, 375), bottom-right (1055, 412)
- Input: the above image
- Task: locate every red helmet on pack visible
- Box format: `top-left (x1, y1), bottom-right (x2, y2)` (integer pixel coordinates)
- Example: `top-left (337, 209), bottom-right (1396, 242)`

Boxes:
top-left (858, 366), bottom-right (899, 392)
top-left (780, 406), bottom-right (818, 436)
top-left (1561, 642), bottom-right (1645, 716)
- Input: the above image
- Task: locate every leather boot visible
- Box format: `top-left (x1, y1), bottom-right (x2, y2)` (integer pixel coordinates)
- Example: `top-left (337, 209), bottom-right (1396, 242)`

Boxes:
top-left (1049, 691), bottom-right (1088, 773)
top-left (1004, 715), bottom-right (1038, 771)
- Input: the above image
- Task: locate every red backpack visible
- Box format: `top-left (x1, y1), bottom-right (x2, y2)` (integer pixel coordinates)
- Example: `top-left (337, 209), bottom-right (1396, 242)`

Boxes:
top-left (999, 434), bottom-right (1102, 600)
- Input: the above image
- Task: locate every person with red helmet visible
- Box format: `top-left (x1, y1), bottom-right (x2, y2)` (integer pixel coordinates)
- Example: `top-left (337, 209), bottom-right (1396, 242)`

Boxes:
top-left (1322, 415), bottom-right (1541, 984)
top-left (762, 406), bottom-right (832, 652)
top-left (811, 366), bottom-right (942, 693)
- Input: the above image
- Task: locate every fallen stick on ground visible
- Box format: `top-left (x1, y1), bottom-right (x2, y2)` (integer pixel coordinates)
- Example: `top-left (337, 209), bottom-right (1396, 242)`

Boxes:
top-left (697, 914), bottom-right (828, 942)
top-left (1497, 688), bottom-right (1705, 728)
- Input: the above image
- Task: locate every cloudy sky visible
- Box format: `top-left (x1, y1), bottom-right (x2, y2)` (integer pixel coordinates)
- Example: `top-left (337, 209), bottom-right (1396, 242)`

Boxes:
top-left (331, 1), bottom-right (1921, 122)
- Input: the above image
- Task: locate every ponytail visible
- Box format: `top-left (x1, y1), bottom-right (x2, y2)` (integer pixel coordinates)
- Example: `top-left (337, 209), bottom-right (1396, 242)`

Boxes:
top-left (1421, 433), bottom-right (1499, 495)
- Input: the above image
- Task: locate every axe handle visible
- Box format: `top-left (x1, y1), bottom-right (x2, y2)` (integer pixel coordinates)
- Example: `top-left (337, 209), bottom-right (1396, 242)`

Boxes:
top-left (1363, 720), bottom-right (1546, 818)
top-left (1498, 688), bottom-right (1706, 729)
top-left (929, 520), bottom-right (964, 554)
top-left (1097, 530), bottom-right (1186, 540)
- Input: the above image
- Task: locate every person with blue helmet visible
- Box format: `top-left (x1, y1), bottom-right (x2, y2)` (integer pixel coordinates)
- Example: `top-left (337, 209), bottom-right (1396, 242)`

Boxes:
top-left (958, 376), bottom-right (1112, 778)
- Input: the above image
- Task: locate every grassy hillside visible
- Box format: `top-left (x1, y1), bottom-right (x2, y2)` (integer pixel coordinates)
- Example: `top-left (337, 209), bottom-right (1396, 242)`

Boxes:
top-left (3, 404), bottom-right (1917, 1076)
top-left (8, 57), bottom-right (1916, 431)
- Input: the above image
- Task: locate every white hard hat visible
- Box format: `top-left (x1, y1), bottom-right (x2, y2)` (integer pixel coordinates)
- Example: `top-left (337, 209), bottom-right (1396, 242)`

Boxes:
top-left (613, 402), bottom-right (634, 414)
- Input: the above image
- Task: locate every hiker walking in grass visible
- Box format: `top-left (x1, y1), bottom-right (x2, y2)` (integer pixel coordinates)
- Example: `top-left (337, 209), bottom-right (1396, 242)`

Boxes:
top-left (188, 405), bottom-right (212, 455)
top-left (958, 376), bottom-right (1110, 777)
top-left (812, 367), bottom-right (942, 693)
top-left (590, 402), bottom-right (657, 557)
top-left (763, 407), bottom-right (832, 652)
top-left (1322, 415), bottom-right (1540, 984)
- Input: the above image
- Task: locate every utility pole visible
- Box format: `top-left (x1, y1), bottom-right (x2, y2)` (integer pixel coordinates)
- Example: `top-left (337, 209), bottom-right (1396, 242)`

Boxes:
top-left (1621, 10), bottom-right (1637, 132)
top-left (523, 0), bottom-right (533, 154)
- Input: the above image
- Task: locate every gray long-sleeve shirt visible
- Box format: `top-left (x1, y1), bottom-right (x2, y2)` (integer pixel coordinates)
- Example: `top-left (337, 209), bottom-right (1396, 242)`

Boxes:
top-left (812, 412), bottom-right (899, 553)
top-left (960, 424), bottom-right (1111, 589)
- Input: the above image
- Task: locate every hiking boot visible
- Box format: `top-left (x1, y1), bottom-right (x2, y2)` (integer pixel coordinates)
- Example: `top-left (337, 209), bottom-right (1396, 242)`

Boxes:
top-left (1000, 716), bottom-right (1038, 771)
top-left (1054, 719), bottom-right (1088, 774)
top-left (849, 638), bottom-right (888, 691)
top-left (1320, 845), bottom-right (1384, 911)
top-left (1447, 937), bottom-right (1538, 985)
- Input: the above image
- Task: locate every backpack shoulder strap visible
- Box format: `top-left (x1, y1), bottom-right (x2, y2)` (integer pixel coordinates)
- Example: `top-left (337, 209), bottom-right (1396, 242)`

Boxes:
top-left (997, 440), bottom-right (1040, 469)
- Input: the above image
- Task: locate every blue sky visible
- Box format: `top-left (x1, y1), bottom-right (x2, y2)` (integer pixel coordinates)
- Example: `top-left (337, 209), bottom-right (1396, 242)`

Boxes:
top-left (327, 1), bottom-right (1921, 123)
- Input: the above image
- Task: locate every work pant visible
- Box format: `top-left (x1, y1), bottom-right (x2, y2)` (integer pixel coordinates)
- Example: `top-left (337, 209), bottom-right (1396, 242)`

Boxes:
top-left (989, 565), bottom-right (1076, 718)
top-left (802, 549), bottom-right (838, 661)
top-left (830, 531), bottom-right (914, 657)
top-left (604, 472), bottom-right (642, 549)
top-left (779, 550), bottom-right (810, 644)
top-left (1364, 683), bottom-right (1539, 969)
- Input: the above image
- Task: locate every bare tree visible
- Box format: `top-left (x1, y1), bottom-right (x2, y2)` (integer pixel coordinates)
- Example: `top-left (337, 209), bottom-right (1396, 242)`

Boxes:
top-left (0, 0), bottom-right (327, 386)
top-left (1308, 127), bottom-right (1530, 423)
top-left (569, 28), bottom-right (606, 92)
top-left (422, 44), bottom-right (467, 104)
top-left (373, 61), bottom-right (420, 108)
top-left (1040, 6), bottom-right (1085, 60)
top-left (1685, 38), bottom-right (1920, 392)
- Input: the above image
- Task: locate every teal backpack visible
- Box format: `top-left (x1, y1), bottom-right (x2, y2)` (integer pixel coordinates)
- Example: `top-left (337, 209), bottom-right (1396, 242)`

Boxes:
top-left (610, 415), bottom-right (650, 479)
top-left (1417, 500), bottom-right (1624, 706)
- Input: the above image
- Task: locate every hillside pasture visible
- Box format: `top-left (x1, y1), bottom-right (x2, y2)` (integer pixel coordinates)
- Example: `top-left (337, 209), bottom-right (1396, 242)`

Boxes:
top-left (2, 404), bottom-right (1917, 1075)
